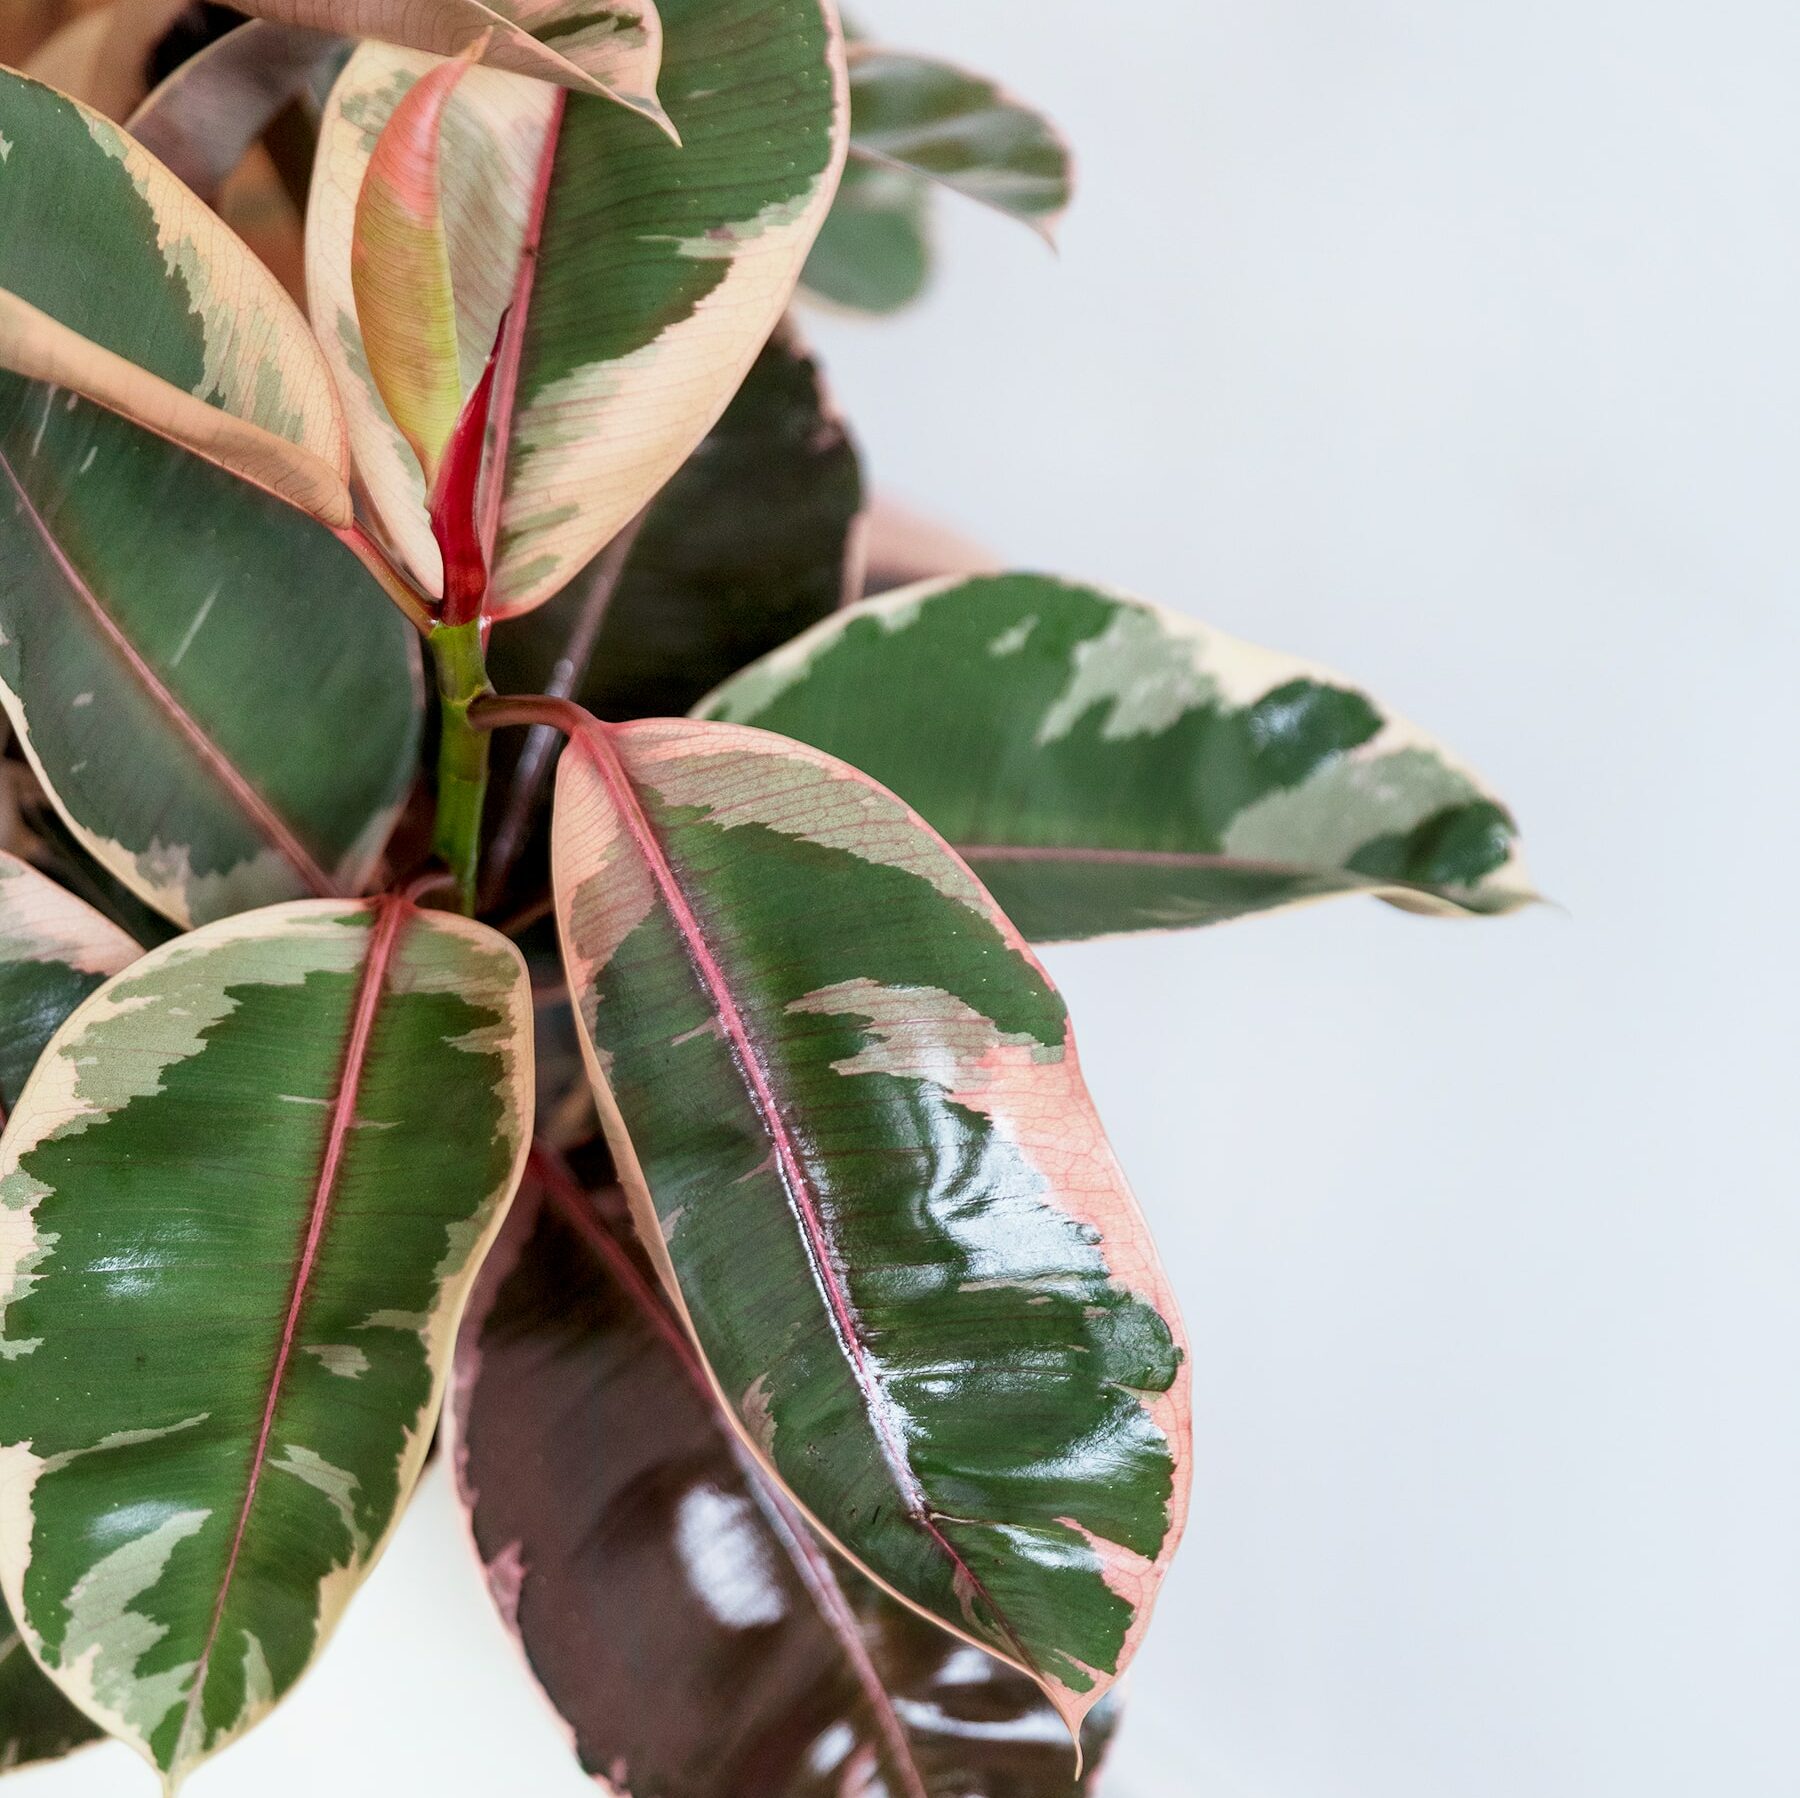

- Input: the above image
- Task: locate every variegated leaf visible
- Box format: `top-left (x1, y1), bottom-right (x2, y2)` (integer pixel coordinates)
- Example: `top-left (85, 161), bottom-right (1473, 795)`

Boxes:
top-left (0, 68), bottom-right (422, 929)
top-left (230, 0), bottom-right (671, 123)
top-left (842, 45), bottom-right (1070, 238)
top-left (0, 897), bottom-right (533, 1787)
top-left (0, 67), bottom-right (345, 477)
top-left (0, 851), bottom-right (140, 1774)
top-left (548, 711), bottom-right (1190, 1737)
top-left (308, 0), bottom-right (848, 616)
top-left (699, 575), bottom-right (1536, 939)
top-left (452, 1157), bottom-right (1120, 1797)
top-left (802, 46), bottom-right (1069, 316)
top-left (487, 322), bottom-right (864, 724)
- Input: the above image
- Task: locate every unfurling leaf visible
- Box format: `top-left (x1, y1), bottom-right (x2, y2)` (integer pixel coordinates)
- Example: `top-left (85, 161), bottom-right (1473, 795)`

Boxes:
top-left (803, 45), bottom-right (1070, 316)
top-left (309, 0), bottom-right (849, 615)
top-left (548, 711), bottom-right (1190, 1737)
top-left (452, 1159), bottom-right (1121, 1797)
top-left (228, 0), bottom-right (673, 127)
top-left (0, 69), bottom-right (422, 929)
top-left (0, 898), bottom-right (533, 1788)
top-left (351, 44), bottom-right (474, 492)
top-left (699, 575), bottom-right (1537, 939)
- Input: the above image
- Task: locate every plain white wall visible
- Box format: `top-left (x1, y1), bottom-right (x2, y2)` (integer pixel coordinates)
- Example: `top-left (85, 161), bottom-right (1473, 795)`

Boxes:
top-left (21, 1), bottom-right (1799, 1793)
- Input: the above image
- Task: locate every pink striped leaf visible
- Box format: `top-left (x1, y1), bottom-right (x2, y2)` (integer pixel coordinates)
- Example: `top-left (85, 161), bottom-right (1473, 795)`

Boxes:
top-left (0, 897), bottom-right (533, 1787)
top-left (547, 711), bottom-right (1191, 1739)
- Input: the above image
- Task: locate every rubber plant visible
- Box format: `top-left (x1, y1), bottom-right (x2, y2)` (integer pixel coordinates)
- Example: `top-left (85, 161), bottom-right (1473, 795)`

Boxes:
top-left (0, 3), bottom-right (1534, 1793)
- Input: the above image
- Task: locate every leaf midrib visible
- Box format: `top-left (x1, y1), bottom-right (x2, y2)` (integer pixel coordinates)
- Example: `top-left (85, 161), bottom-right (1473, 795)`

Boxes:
top-left (171, 898), bottom-right (409, 1770)
top-left (573, 721), bottom-right (1047, 1686)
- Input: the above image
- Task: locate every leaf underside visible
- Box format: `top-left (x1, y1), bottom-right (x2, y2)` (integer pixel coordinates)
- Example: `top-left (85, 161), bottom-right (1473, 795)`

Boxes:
top-left (454, 1162), bottom-right (1119, 1798)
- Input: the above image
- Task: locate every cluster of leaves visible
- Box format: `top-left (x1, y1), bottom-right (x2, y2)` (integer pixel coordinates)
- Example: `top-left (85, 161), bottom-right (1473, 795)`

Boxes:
top-left (0, 3), bottom-right (1534, 1794)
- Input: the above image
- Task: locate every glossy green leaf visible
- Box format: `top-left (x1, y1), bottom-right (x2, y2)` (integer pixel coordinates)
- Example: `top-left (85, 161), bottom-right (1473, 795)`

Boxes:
top-left (488, 323), bottom-right (864, 724)
top-left (802, 45), bottom-right (1069, 316)
top-left (0, 851), bottom-right (139, 1776)
top-left (309, 0), bottom-right (848, 617)
top-left (453, 1156), bottom-right (1120, 1797)
top-left (548, 712), bottom-right (1190, 1736)
top-left (699, 574), bottom-right (1536, 939)
top-left (0, 897), bottom-right (533, 1786)
top-left (0, 67), bottom-right (423, 930)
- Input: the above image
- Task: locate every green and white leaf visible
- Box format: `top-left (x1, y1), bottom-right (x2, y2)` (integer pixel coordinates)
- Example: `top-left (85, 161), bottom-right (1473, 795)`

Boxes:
top-left (802, 45), bottom-right (1069, 315)
top-left (309, 0), bottom-right (848, 616)
top-left (0, 898), bottom-right (533, 1787)
top-left (842, 45), bottom-right (1070, 237)
top-left (699, 575), bottom-right (1536, 939)
top-left (486, 322), bottom-right (864, 723)
top-left (0, 850), bottom-right (137, 1774)
top-left (0, 67), bottom-right (347, 474)
top-left (0, 68), bottom-right (422, 930)
top-left (550, 713), bottom-right (1190, 1737)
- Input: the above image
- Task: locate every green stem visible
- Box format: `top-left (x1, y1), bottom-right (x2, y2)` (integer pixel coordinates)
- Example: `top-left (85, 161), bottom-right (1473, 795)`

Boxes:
top-left (428, 619), bottom-right (491, 914)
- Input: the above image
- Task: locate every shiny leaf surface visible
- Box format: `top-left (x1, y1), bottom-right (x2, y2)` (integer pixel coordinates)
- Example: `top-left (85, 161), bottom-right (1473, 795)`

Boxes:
top-left (309, 0), bottom-right (848, 615)
top-left (700, 575), bottom-right (1536, 939)
top-left (0, 898), bottom-right (533, 1786)
top-left (549, 712), bottom-right (1190, 1735)
top-left (452, 1159), bottom-right (1120, 1797)
top-left (0, 67), bottom-right (421, 929)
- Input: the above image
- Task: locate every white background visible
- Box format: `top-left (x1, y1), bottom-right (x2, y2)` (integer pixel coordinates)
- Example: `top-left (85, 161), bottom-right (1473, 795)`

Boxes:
top-left (22, 1), bottom-right (1800, 1793)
